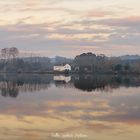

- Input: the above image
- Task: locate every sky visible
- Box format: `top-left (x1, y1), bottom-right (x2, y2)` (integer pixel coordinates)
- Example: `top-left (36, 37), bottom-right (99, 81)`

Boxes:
top-left (0, 0), bottom-right (140, 57)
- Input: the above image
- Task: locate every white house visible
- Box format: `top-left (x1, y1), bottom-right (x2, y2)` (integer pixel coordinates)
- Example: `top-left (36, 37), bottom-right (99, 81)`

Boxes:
top-left (53, 64), bottom-right (71, 72)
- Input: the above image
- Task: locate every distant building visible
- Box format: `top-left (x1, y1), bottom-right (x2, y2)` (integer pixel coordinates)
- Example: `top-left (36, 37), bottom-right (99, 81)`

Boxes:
top-left (53, 64), bottom-right (71, 72)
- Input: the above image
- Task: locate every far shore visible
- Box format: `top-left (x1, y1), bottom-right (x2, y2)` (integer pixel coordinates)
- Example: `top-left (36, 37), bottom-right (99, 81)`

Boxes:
top-left (0, 71), bottom-right (140, 75)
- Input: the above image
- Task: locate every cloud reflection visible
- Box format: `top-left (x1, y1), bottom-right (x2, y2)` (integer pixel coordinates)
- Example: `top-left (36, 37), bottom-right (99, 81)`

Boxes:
top-left (0, 74), bottom-right (140, 139)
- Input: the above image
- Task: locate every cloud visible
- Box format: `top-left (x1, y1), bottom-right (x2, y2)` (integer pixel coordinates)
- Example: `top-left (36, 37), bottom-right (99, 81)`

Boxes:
top-left (0, 20), bottom-right (140, 57)
top-left (85, 10), bottom-right (114, 18)
top-left (101, 16), bottom-right (140, 27)
top-left (0, 0), bottom-right (140, 57)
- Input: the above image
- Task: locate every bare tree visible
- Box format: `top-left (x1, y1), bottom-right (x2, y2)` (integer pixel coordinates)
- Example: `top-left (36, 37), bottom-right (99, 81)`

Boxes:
top-left (1, 48), bottom-right (9, 60)
top-left (9, 47), bottom-right (19, 59)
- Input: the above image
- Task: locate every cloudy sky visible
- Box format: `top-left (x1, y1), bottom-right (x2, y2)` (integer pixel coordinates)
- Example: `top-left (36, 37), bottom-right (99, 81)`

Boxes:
top-left (0, 0), bottom-right (140, 57)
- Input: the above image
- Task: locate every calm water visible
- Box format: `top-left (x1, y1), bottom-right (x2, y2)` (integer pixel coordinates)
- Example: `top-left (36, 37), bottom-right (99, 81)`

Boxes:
top-left (0, 74), bottom-right (140, 140)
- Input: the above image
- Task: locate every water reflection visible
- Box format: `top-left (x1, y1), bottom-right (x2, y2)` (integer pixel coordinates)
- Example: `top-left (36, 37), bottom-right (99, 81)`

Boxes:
top-left (73, 74), bottom-right (140, 92)
top-left (0, 74), bottom-right (52, 97)
top-left (0, 81), bottom-right (19, 97)
top-left (0, 74), bottom-right (140, 139)
top-left (54, 75), bottom-right (71, 83)
top-left (0, 74), bottom-right (140, 97)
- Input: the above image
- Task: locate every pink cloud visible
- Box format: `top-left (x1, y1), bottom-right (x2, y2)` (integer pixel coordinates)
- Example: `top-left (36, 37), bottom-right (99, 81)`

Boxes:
top-left (86, 10), bottom-right (113, 18)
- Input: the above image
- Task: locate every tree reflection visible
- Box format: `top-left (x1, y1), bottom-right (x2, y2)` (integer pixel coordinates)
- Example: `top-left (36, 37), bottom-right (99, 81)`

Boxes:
top-left (0, 74), bottom-right (52, 98)
top-left (1, 81), bottom-right (19, 97)
top-left (73, 75), bottom-right (140, 92)
top-left (0, 74), bottom-right (140, 97)
top-left (73, 75), bottom-right (107, 92)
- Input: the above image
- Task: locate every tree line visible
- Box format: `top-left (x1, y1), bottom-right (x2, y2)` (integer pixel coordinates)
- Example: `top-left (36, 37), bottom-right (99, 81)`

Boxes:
top-left (0, 48), bottom-right (140, 74)
top-left (72, 52), bottom-right (140, 74)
